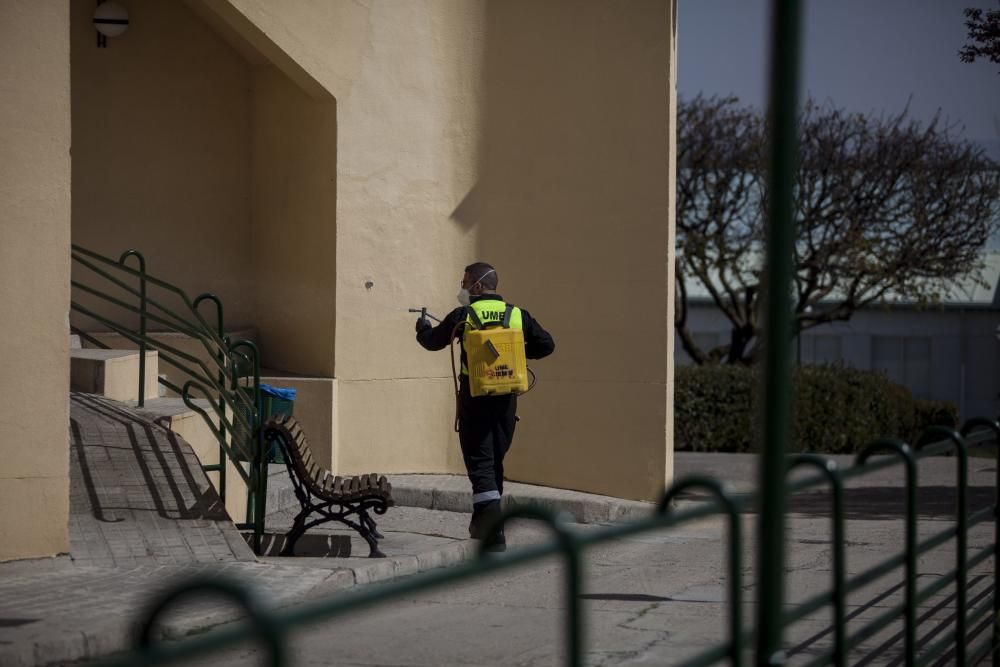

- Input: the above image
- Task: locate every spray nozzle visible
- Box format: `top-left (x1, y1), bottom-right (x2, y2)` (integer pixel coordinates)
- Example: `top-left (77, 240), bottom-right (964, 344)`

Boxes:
top-left (408, 307), bottom-right (442, 323)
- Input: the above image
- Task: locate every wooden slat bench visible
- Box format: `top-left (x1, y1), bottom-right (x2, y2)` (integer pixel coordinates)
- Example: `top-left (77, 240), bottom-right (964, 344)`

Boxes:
top-left (263, 414), bottom-right (394, 558)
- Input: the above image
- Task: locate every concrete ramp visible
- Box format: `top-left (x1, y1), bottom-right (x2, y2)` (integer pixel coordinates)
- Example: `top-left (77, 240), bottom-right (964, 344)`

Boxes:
top-left (69, 392), bottom-right (254, 566)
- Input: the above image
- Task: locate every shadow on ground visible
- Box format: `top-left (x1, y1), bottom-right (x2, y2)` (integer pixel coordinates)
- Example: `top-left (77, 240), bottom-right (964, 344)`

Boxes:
top-left (678, 486), bottom-right (994, 520)
top-left (248, 532), bottom-right (355, 557)
top-left (71, 392), bottom-right (229, 522)
top-left (789, 485), bottom-right (994, 520)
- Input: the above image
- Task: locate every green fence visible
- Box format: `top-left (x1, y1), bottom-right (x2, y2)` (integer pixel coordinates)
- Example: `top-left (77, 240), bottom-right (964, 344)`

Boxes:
top-left (86, 422), bottom-right (999, 667)
top-left (80, 0), bottom-right (1000, 664)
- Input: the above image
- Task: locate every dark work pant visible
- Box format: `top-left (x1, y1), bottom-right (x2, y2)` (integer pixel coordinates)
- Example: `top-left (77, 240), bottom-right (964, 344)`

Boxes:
top-left (457, 376), bottom-right (517, 502)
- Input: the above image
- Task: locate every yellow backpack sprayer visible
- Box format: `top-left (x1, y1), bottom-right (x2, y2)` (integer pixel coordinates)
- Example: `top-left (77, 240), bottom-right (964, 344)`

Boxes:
top-left (410, 305), bottom-right (536, 430)
top-left (462, 305), bottom-right (529, 397)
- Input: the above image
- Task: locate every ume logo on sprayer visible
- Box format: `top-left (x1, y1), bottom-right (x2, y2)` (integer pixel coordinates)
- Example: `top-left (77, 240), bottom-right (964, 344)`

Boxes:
top-left (486, 364), bottom-right (515, 379)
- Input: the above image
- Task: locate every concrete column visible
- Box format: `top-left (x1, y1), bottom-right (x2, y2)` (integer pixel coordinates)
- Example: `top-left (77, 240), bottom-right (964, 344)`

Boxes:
top-left (0, 0), bottom-right (72, 560)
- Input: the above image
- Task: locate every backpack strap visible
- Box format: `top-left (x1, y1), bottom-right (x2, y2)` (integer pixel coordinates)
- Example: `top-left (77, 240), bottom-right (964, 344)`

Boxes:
top-left (501, 304), bottom-right (514, 328)
top-left (465, 306), bottom-right (485, 330)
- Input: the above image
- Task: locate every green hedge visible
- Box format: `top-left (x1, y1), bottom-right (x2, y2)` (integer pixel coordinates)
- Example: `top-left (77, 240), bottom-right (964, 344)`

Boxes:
top-left (675, 364), bottom-right (959, 454)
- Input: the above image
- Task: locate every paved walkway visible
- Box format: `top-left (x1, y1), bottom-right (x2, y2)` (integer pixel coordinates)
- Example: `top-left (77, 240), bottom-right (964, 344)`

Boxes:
top-left (68, 393), bottom-right (253, 567)
top-left (2, 395), bottom-right (484, 666)
top-left (0, 394), bottom-right (996, 665)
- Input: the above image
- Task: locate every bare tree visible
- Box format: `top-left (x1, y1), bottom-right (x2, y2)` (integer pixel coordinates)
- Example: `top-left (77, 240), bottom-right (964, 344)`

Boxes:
top-left (676, 95), bottom-right (1000, 365)
top-left (960, 7), bottom-right (1000, 72)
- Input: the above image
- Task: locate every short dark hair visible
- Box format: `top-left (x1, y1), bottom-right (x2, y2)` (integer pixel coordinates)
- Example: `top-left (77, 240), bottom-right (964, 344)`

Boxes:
top-left (464, 262), bottom-right (498, 290)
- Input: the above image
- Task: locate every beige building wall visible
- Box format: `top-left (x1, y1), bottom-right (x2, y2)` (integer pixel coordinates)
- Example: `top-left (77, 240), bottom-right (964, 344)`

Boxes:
top-left (223, 0), bottom-right (486, 476)
top-left (475, 1), bottom-right (675, 500)
top-left (70, 0), bottom-right (256, 330)
top-left (251, 67), bottom-right (338, 377)
top-left (0, 0), bottom-right (71, 560)
top-left (331, 0), bottom-right (485, 477)
top-left (221, 0), bottom-right (675, 500)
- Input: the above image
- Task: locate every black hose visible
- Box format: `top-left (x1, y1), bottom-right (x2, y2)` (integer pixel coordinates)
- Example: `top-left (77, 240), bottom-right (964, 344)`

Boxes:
top-left (450, 320), bottom-right (470, 432)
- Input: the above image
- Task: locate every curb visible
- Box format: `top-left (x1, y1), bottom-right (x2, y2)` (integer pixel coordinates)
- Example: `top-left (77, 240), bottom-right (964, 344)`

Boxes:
top-left (391, 480), bottom-right (656, 525)
top-left (266, 473), bottom-right (657, 526)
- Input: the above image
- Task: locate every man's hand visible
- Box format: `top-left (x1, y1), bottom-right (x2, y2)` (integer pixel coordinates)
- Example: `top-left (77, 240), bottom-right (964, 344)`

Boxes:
top-left (415, 316), bottom-right (432, 333)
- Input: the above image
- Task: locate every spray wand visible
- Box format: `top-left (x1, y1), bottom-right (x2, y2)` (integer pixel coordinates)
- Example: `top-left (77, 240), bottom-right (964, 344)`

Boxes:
top-left (408, 307), bottom-right (442, 323)
top-left (409, 305), bottom-right (535, 432)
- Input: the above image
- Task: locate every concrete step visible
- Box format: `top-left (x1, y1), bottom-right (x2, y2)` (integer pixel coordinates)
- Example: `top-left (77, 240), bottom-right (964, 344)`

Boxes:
top-left (70, 348), bottom-right (159, 402)
top-left (84, 328), bottom-right (256, 399)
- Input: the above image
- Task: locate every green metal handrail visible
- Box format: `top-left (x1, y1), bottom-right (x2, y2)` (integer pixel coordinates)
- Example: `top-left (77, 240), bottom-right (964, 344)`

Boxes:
top-left (917, 426), bottom-right (969, 664)
top-left (787, 455), bottom-right (845, 667)
top-left (71, 246), bottom-right (253, 417)
top-left (659, 477), bottom-right (743, 667)
top-left (179, 380), bottom-right (251, 486)
top-left (118, 250), bottom-right (147, 407)
top-left (73, 248), bottom-right (216, 340)
top-left (963, 417), bottom-right (1000, 653)
top-left (70, 244), bottom-right (267, 551)
top-left (70, 248), bottom-right (257, 440)
top-left (229, 338), bottom-right (267, 554)
top-left (856, 439), bottom-right (918, 664)
top-left (85, 423), bottom-right (1000, 667)
top-left (69, 299), bottom-right (257, 458)
top-left (193, 293), bottom-right (230, 503)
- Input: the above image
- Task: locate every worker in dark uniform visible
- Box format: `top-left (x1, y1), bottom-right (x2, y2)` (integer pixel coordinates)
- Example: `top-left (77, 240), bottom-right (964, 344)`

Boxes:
top-left (415, 262), bottom-right (555, 550)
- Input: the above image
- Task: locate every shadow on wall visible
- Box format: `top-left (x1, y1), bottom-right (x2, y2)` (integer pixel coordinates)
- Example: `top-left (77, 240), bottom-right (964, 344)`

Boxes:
top-left (451, 1), bottom-right (673, 500)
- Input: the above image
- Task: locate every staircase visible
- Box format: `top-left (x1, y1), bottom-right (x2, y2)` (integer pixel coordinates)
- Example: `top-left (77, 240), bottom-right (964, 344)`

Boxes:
top-left (70, 244), bottom-right (270, 552)
top-left (69, 340), bottom-right (247, 522)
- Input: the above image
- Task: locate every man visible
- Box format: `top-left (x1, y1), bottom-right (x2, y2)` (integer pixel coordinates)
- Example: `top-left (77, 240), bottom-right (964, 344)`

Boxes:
top-left (415, 262), bottom-right (555, 550)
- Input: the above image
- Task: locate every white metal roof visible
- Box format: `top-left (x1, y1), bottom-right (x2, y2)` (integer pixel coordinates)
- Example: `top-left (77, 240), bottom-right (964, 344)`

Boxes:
top-left (681, 251), bottom-right (1000, 308)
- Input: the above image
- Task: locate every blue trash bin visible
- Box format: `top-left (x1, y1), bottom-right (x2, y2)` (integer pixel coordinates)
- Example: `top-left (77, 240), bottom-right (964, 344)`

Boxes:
top-left (260, 384), bottom-right (295, 463)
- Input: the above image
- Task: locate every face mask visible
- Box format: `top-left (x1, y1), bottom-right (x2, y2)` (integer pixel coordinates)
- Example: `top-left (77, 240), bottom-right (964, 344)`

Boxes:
top-left (457, 269), bottom-right (495, 306)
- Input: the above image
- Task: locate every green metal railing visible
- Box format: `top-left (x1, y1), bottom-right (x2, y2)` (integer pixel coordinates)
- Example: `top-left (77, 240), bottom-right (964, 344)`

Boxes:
top-left (117, 250), bottom-right (147, 407)
top-left (193, 292), bottom-right (230, 502)
top-left (88, 424), bottom-right (999, 667)
top-left (756, 0), bottom-right (801, 662)
top-left (81, 0), bottom-right (1000, 664)
top-left (70, 244), bottom-right (269, 552)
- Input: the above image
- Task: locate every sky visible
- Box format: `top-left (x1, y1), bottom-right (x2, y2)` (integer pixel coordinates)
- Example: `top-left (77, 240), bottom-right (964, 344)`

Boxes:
top-left (678, 0), bottom-right (1000, 158)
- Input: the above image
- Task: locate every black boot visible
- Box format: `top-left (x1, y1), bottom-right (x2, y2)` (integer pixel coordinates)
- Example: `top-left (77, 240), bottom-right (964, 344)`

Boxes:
top-left (470, 499), bottom-right (501, 540)
top-left (469, 502), bottom-right (485, 539)
top-left (479, 500), bottom-right (506, 552)
top-left (486, 525), bottom-right (506, 553)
